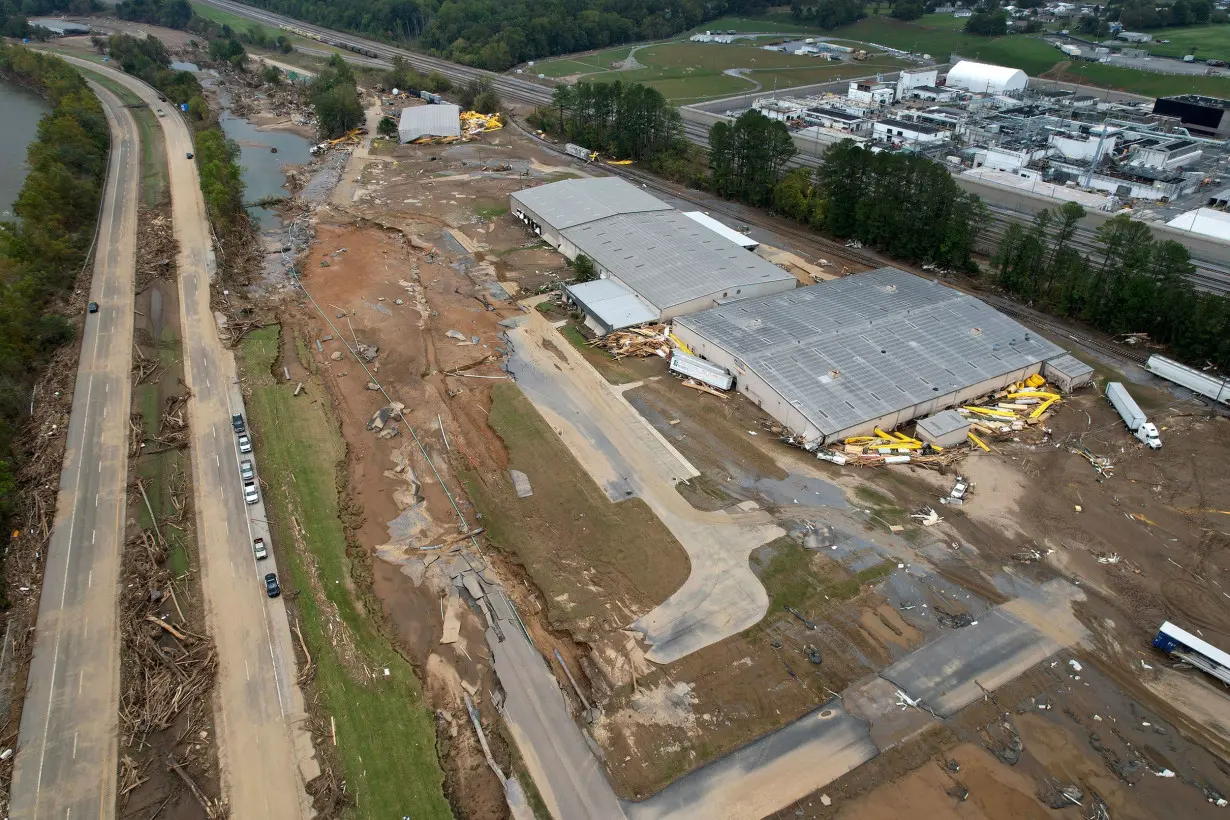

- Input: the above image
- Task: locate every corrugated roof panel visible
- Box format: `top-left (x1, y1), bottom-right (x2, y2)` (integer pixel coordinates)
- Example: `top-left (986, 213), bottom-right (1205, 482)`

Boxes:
top-left (398, 104), bottom-right (461, 141)
top-left (510, 177), bottom-right (671, 231)
top-left (676, 268), bottom-right (1065, 438)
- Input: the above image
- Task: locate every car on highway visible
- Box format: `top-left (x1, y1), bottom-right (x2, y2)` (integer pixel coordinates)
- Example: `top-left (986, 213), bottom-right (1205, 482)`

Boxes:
top-left (87, 301), bottom-right (99, 314)
top-left (232, 412), bottom-right (246, 433)
top-left (157, 108), bottom-right (165, 117)
top-left (253, 537), bottom-right (268, 560)
top-left (243, 481), bottom-right (259, 504)
top-left (186, 151), bottom-right (194, 159)
top-left (239, 459), bottom-right (255, 481)
top-left (237, 433), bottom-right (252, 453)
top-left (264, 572), bottom-right (281, 598)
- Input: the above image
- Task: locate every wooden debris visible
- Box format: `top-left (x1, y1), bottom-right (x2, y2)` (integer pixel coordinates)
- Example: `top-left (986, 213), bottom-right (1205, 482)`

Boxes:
top-left (592, 324), bottom-right (670, 358)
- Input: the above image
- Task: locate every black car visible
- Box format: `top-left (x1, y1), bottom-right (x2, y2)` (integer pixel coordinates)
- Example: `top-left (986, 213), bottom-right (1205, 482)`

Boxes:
top-left (231, 412), bottom-right (246, 433)
top-left (264, 572), bottom-right (281, 598)
top-left (186, 151), bottom-right (194, 159)
top-left (87, 301), bottom-right (99, 314)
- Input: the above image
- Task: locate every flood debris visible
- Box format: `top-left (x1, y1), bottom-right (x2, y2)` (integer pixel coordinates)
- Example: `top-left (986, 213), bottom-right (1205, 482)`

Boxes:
top-left (982, 715), bottom-right (1023, 765)
top-left (911, 506), bottom-right (942, 527)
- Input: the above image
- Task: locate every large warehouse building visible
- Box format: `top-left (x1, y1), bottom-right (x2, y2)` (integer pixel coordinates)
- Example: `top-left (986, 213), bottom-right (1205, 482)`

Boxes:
top-left (398, 103), bottom-right (461, 142)
top-left (945, 60), bottom-right (1028, 95)
top-left (512, 178), bottom-right (796, 326)
top-left (673, 268), bottom-right (1073, 445)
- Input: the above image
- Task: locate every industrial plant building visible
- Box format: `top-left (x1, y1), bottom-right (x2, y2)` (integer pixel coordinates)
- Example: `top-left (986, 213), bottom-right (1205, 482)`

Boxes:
top-left (673, 268), bottom-right (1073, 445)
top-left (512, 178), bottom-right (796, 328)
top-left (945, 60), bottom-right (1028, 95)
top-left (398, 103), bottom-right (461, 142)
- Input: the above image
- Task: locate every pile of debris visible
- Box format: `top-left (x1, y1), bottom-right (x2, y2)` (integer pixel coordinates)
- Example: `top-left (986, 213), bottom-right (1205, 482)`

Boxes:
top-left (591, 325), bottom-right (670, 359)
top-left (460, 110), bottom-right (502, 136)
top-left (957, 375), bottom-right (1061, 448)
top-left (815, 427), bottom-right (964, 470)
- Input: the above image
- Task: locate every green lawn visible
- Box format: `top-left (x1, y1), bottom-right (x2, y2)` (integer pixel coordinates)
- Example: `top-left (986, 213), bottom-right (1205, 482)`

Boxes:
top-left (1044, 59), bottom-right (1230, 99)
top-left (1142, 24), bottom-right (1230, 62)
top-left (240, 325), bottom-right (451, 820)
top-left (687, 14), bottom-right (833, 34)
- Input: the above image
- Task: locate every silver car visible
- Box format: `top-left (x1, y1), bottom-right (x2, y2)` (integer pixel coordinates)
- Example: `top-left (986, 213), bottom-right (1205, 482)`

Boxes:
top-left (237, 433), bottom-right (252, 453)
top-left (240, 459), bottom-right (255, 481)
top-left (243, 481), bottom-right (259, 505)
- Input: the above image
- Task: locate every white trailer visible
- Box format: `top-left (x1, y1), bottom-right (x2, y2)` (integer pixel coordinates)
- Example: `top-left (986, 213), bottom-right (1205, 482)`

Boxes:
top-left (669, 351), bottom-right (734, 391)
top-left (1145, 354), bottom-right (1230, 405)
top-left (565, 143), bottom-right (596, 162)
top-left (1106, 381), bottom-right (1161, 449)
top-left (1059, 44), bottom-right (1082, 57)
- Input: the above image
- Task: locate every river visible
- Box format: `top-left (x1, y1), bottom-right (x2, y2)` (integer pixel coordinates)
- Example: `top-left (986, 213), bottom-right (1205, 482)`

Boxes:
top-left (0, 79), bottom-right (51, 220)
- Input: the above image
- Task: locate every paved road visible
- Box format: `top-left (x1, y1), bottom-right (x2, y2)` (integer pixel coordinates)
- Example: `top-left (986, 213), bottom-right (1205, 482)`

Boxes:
top-left (55, 56), bottom-right (320, 819)
top-left (505, 307), bottom-right (784, 664)
top-left (9, 81), bottom-right (138, 820)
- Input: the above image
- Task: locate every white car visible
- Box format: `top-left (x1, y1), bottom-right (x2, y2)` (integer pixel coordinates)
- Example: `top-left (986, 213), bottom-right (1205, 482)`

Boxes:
top-left (240, 459), bottom-right (255, 481)
top-left (243, 481), bottom-right (259, 505)
top-left (253, 537), bottom-right (268, 560)
top-left (237, 433), bottom-right (252, 453)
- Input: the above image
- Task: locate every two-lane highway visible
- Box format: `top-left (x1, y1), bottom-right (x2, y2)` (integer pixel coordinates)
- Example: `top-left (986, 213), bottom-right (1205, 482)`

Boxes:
top-left (9, 81), bottom-right (138, 820)
top-left (53, 54), bottom-right (320, 820)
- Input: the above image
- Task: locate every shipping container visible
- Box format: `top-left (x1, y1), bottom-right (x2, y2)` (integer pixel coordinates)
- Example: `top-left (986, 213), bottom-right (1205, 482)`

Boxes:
top-left (565, 143), bottom-right (595, 161)
top-left (1146, 354), bottom-right (1230, 405)
top-left (669, 351), bottom-right (734, 391)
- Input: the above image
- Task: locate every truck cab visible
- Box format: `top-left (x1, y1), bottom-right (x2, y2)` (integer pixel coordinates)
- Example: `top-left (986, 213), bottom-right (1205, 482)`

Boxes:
top-left (1135, 422), bottom-right (1162, 449)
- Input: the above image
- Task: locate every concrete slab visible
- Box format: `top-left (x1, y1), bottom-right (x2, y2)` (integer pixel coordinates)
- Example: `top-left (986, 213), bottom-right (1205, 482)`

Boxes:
top-left (510, 468), bottom-right (534, 497)
top-left (624, 701), bottom-right (876, 820)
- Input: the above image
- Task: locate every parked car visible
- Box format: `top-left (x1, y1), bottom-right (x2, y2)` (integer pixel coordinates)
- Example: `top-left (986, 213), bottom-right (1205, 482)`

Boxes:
top-left (264, 572), bottom-right (281, 598)
top-left (239, 459), bottom-right (255, 481)
top-left (243, 481), bottom-right (259, 505)
top-left (253, 537), bottom-right (268, 560)
top-left (186, 151), bottom-right (194, 159)
top-left (237, 433), bottom-right (252, 453)
top-left (231, 412), bottom-right (246, 433)
top-left (87, 301), bottom-right (99, 314)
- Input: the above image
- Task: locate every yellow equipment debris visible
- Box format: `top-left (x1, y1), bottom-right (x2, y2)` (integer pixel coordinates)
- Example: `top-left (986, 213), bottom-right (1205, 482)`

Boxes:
top-left (608, 159), bottom-right (633, 165)
top-left (1025, 373), bottom-right (1046, 388)
top-left (963, 406), bottom-right (1017, 419)
top-left (968, 431), bottom-right (991, 451)
top-left (668, 332), bottom-right (694, 355)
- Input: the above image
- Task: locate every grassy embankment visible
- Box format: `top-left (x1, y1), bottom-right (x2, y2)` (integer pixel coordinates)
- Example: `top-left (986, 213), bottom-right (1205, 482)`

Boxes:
top-left (460, 382), bottom-right (689, 633)
top-left (239, 325), bottom-right (451, 819)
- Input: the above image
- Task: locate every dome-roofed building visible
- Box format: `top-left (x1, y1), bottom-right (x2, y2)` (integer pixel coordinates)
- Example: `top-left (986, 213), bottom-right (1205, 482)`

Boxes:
top-left (944, 60), bottom-right (1028, 94)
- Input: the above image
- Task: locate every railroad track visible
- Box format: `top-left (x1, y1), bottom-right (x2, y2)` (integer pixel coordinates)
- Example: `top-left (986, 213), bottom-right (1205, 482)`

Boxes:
top-left (973, 292), bottom-right (1150, 366)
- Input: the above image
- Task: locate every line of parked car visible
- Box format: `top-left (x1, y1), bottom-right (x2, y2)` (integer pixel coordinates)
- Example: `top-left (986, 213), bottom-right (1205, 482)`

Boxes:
top-left (231, 411), bottom-right (280, 598)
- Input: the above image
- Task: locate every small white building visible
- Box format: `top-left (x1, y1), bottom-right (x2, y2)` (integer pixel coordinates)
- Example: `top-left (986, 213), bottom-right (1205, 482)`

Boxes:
top-left (874, 117), bottom-right (949, 144)
top-left (1117, 31), bottom-right (1153, 42)
top-left (803, 106), bottom-right (869, 133)
top-left (848, 81), bottom-right (895, 106)
top-left (901, 85), bottom-right (959, 102)
top-left (398, 103), bottom-right (461, 142)
top-left (954, 9), bottom-right (974, 17)
top-left (945, 60), bottom-right (1028, 94)
top-left (1128, 138), bottom-right (1203, 170)
top-left (1166, 208), bottom-right (1230, 241)
top-left (754, 99), bottom-right (803, 124)
top-left (682, 212), bottom-right (759, 251)
top-left (1050, 131), bottom-right (1118, 162)
top-left (895, 67), bottom-right (938, 101)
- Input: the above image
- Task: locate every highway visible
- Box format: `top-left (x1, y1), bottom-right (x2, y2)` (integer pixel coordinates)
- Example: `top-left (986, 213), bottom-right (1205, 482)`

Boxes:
top-left (8, 81), bottom-right (138, 820)
top-left (54, 55), bottom-right (320, 819)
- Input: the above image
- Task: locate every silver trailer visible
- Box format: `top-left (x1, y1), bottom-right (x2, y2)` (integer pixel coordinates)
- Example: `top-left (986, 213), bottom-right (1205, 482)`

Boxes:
top-left (565, 143), bottom-right (595, 161)
top-left (669, 350), bottom-right (734, 391)
top-left (1106, 381), bottom-right (1161, 449)
top-left (1146, 354), bottom-right (1230, 405)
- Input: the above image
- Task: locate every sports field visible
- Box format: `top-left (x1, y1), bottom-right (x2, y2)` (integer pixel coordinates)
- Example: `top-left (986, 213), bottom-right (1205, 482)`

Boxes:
top-left (1142, 25), bottom-right (1230, 63)
top-left (535, 40), bottom-right (907, 103)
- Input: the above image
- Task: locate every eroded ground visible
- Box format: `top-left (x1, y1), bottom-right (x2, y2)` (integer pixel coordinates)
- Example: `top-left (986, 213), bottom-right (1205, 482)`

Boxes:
top-left (243, 109), bottom-right (1230, 820)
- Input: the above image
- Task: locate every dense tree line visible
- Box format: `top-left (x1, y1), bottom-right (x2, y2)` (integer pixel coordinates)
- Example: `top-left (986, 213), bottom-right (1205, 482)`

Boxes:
top-left (1113, 0), bottom-right (1215, 28)
top-left (709, 110), bottom-right (797, 207)
top-left (0, 45), bottom-right (109, 564)
top-left (310, 54), bottom-right (364, 138)
top-left (542, 81), bottom-right (687, 170)
top-left (383, 55), bottom-right (453, 96)
top-left (106, 34), bottom-right (204, 104)
top-left (994, 205), bottom-right (1230, 368)
top-left (789, 0), bottom-right (866, 28)
top-left (814, 140), bottom-right (984, 269)
top-left (231, 0), bottom-right (768, 70)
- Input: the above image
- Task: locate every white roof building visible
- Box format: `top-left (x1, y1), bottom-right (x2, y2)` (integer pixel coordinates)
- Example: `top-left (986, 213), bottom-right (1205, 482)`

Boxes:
top-left (1166, 208), bottom-right (1230, 241)
top-left (945, 60), bottom-right (1028, 94)
top-left (398, 103), bottom-right (461, 142)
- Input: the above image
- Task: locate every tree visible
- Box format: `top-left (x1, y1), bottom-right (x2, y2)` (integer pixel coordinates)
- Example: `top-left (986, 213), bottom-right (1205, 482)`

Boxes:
top-left (377, 115), bottom-right (398, 138)
top-left (314, 84), bottom-right (364, 137)
top-left (965, 9), bottom-right (1008, 34)
top-left (891, 0), bottom-right (926, 20)
top-left (572, 254), bottom-right (598, 282)
top-left (261, 63), bottom-right (281, 85)
top-left (708, 110), bottom-right (797, 206)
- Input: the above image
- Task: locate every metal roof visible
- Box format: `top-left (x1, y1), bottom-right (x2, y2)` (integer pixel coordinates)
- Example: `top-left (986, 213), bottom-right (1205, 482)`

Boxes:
top-left (681, 212), bottom-right (759, 249)
top-left (1043, 352), bottom-right (1093, 380)
top-left (560, 211), bottom-right (795, 311)
top-left (565, 279), bottom-right (658, 330)
top-left (510, 177), bottom-right (671, 231)
top-left (917, 409), bottom-right (970, 439)
top-left (398, 104), bottom-right (460, 141)
top-left (676, 268), bottom-right (1065, 439)
top-left (946, 60), bottom-right (1028, 93)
